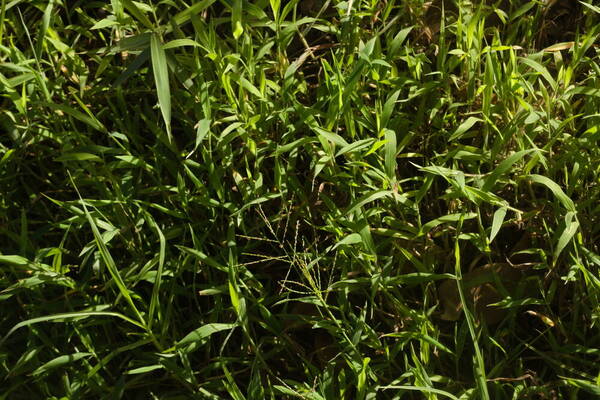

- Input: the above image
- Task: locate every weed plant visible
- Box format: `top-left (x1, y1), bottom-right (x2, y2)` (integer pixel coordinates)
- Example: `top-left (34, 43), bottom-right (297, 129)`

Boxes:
top-left (0, 0), bottom-right (599, 398)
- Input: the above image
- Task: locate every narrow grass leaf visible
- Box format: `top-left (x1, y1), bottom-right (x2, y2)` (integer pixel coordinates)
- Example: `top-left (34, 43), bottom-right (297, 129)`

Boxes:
top-left (73, 181), bottom-right (145, 326)
top-left (384, 331), bottom-right (454, 354)
top-left (145, 211), bottom-right (166, 330)
top-left (0, 311), bottom-right (144, 347)
top-left (454, 214), bottom-right (490, 400)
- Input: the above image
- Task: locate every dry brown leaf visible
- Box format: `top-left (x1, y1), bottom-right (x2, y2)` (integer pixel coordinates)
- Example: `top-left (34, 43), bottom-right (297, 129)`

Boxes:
top-left (543, 42), bottom-right (575, 52)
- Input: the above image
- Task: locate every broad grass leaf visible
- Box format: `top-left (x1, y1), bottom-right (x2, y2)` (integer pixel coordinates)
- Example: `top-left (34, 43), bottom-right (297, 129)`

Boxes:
top-left (384, 129), bottom-right (397, 181)
top-left (381, 90), bottom-right (401, 128)
top-left (543, 42), bottom-right (574, 52)
top-left (194, 118), bottom-right (211, 150)
top-left (580, 1), bottom-right (600, 14)
top-left (176, 323), bottom-right (237, 347)
top-left (328, 233), bottom-right (363, 252)
top-left (560, 376), bottom-right (600, 396)
top-left (0, 255), bottom-right (29, 266)
top-left (313, 125), bottom-right (349, 148)
top-left (449, 116), bottom-right (482, 141)
top-left (122, 0), bottom-right (153, 29)
top-left (91, 18), bottom-right (119, 30)
top-left (232, 0), bottom-right (243, 39)
top-left (55, 152), bottom-right (102, 162)
top-left (113, 48), bottom-right (150, 87)
top-left (346, 190), bottom-right (393, 215)
top-left (420, 212), bottom-right (477, 236)
top-left (172, 0), bottom-right (217, 27)
top-left (239, 76), bottom-right (263, 99)
top-left (43, 102), bottom-right (106, 132)
top-left (554, 211), bottom-right (579, 262)
top-left (35, 0), bottom-right (54, 57)
top-left (163, 39), bottom-right (202, 49)
top-left (176, 246), bottom-right (227, 272)
top-left (482, 149), bottom-right (534, 192)
top-left (32, 353), bottom-right (92, 376)
top-left (274, 137), bottom-right (315, 156)
top-left (110, 0), bottom-right (124, 19)
top-left (520, 57), bottom-right (557, 90)
top-left (151, 33), bottom-right (172, 141)
top-left (126, 365), bottom-right (164, 375)
top-left (489, 206), bottom-right (507, 243)
top-left (228, 278), bottom-right (240, 312)
top-left (389, 26), bottom-right (413, 56)
top-left (357, 357), bottom-right (370, 400)
top-left (527, 174), bottom-right (576, 212)
top-left (113, 32), bottom-right (151, 53)
top-left (336, 138), bottom-right (376, 157)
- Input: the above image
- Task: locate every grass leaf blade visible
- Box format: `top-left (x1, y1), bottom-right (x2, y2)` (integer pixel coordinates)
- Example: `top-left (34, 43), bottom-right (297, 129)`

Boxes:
top-left (151, 33), bottom-right (172, 141)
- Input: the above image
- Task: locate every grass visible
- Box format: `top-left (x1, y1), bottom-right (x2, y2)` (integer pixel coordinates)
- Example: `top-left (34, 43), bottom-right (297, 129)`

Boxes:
top-left (0, 0), bottom-right (599, 398)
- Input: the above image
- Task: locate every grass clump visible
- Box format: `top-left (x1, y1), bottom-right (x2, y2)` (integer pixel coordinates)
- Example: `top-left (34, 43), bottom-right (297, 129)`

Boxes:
top-left (0, 0), bottom-right (599, 398)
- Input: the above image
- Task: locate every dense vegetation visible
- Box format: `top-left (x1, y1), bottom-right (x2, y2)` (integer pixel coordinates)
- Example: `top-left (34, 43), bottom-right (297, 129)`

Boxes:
top-left (1, 0), bottom-right (599, 398)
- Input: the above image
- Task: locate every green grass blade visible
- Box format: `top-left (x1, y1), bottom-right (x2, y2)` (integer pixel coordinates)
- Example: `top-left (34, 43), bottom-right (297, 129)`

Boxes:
top-left (526, 174), bottom-right (576, 212)
top-left (151, 33), bottom-right (172, 141)
top-left (70, 177), bottom-right (146, 327)
top-left (32, 352), bottom-right (92, 376)
top-left (0, 311), bottom-right (145, 347)
top-left (454, 214), bottom-right (490, 400)
top-left (176, 323), bottom-right (237, 348)
top-left (384, 128), bottom-right (397, 182)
